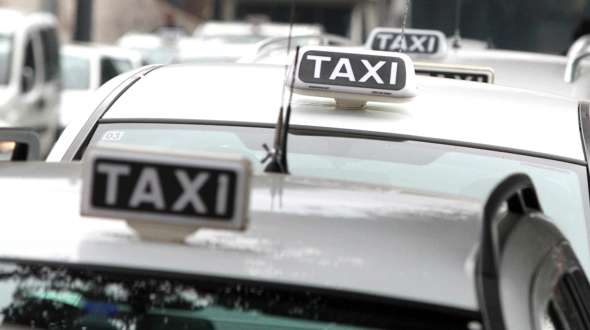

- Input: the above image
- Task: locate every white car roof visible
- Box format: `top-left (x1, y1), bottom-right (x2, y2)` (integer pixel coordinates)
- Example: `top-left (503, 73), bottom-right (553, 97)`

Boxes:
top-left (117, 33), bottom-right (166, 50)
top-left (0, 9), bottom-right (56, 35)
top-left (425, 48), bottom-right (587, 99)
top-left (0, 162), bottom-right (481, 311)
top-left (102, 63), bottom-right (585, 163)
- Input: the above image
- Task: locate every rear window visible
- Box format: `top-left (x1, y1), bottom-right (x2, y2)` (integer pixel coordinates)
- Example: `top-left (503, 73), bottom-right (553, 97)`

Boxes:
top-left (62, 54), bottom-right (90, 90)
top-left (85, 123), bottom-right (590, 275)
top-left (0, 261), bottom-right (481, 329)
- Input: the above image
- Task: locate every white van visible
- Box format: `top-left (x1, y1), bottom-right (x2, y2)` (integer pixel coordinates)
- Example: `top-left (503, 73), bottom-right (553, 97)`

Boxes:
top-left (0, 9), bottom-right (60, 156)
top-left (59, 44), bottom-right (142, 129)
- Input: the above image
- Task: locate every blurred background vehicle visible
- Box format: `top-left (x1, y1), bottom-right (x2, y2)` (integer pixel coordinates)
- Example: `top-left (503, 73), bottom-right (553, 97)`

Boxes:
top-left (59, 43), bottom-right (141, 130)
top-left (1, 0), bottom-right (590, 156)
top-left (0, 8), bottom-right (60, 156)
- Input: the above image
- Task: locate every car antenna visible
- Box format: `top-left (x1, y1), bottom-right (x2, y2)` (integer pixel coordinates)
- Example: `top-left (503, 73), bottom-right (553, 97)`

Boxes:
top-left (262, 0), bottom-right (296, 174)
top-left (451, 0), bottom-right (463, 49)
top-left (396, 0), bottom-right (410, 53)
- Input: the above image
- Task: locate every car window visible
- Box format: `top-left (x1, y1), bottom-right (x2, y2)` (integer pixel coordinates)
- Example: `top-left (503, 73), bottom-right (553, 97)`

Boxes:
top-left (61, 54), bottom-right (90, 90)
top-left (39, 28), bottom-right (59, 82)
top-left (0, 34), bottom-right (12, 85)
top-left (86, 123), bottom-right (590, 275)
top-left (21, 37), bottom-right (37, 93)
top-left (0, 261), bottom-right (481, 329)
top-left (100, 57), bottom-right (133, 85)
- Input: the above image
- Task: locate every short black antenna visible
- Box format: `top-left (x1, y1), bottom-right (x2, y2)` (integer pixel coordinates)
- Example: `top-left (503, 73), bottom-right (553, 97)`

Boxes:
top-left (262, 0), bottom-right (296, 174)
top-left (451, 0), bottom-right (463, 49)
top-left (279, 46), bottom-right (300, 173)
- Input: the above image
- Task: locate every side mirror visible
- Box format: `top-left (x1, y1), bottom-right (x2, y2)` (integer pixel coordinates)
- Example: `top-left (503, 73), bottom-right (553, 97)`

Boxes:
top-left (20, 66), bottom-right (34, 93)
top-left (0, 128), bottom-right (41, 161)
top-left (565, 35), bottom-right (590, 83)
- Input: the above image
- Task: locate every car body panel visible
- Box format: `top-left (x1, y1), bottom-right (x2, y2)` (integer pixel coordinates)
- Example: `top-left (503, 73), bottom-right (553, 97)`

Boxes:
top-left (434, 48), bottom-right (590, 100)
top-left (88, 64), bottom-right (584, 163)
top-left (0, 161), bottom-right (481, 311)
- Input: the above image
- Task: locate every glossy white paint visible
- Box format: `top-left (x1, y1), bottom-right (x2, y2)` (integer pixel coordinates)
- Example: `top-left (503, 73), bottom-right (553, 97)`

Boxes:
top-left (0, 162), bottom-right (481, 310)
top-left (86, 63), bottom-right (585, 162)
top-left (425, 48), bottom-right (590, 101)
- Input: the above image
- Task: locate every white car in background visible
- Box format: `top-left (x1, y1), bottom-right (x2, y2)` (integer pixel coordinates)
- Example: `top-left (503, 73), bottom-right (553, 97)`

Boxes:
top-left (59, 44), bottom-right (142, 130)
top-left (0, 9), bottom-right (60, 156)
top-left (193, 21), bottom-right (323, 45)
top-left (365, 27), bottom-right (590, 100)
top-left (117, 32), bottom-right (179, 65)
top-left (183, 21), bottom-right (325, 63)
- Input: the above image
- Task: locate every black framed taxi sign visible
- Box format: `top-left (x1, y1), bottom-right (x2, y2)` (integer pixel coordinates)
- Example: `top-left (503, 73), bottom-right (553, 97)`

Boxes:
top-left (290, 46), bottom-right (417, 102)
top-left (366, 28), bottom-right (448, 58)
top-left (415, 63), bottom-right (495, 84)
top-left (81, 147), bottom-right (251, 231)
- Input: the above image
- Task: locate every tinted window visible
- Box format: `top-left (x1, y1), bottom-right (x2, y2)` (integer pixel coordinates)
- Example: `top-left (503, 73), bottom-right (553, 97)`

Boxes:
top-left (0, 261), bottom-right (481, 329)
top-left (40, 28), bottom-right (60, 82)
top-left (21, 38), bottom-right (37, 93)
top-left (0, 34), bottom-right (12, 85)
top-left (100, 57), bottom-right (133, 85)
top-left (61, 55), bottom-right (90, 90)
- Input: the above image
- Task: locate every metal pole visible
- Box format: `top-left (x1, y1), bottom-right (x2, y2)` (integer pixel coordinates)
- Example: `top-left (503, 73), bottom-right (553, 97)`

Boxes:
top-left (73, 0), bottom-right (93, 42)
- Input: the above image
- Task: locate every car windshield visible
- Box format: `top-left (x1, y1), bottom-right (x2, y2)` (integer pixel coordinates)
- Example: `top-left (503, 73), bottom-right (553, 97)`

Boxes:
top-left (0, 261), bottom-right (479, 329)
top-left (62, 54), bottom-right (91, 90)
top-left (410, 0), bottom-right (590, 54)
top-left (86, 123), bottom-right (590, 273)
top-left (0, 34), bottom-right (12, 85)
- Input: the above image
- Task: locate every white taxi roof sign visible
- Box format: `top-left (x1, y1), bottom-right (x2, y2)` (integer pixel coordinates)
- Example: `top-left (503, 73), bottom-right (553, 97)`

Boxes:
top-left (290, 46), bottom-right (417, 105)
top-left (366, 27), bottom-right (448, 58)
top-left (81, 147), bottom-right (251, 240)
top-left (415, 62), bottom-right (495, 84)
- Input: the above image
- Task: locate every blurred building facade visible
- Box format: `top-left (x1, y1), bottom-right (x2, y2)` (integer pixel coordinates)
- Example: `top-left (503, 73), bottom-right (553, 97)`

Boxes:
top-left (211, 0), bottom-right (403, 43)
top-left (0, 0), bottom-right (211, 43)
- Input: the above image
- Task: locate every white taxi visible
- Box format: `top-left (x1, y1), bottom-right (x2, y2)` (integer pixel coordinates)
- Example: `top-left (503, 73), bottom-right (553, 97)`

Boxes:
top-left (48, 47), bottom-right (590, 276)
top-left (365, 27), bottom-right (590, 99)
top-left (1, 140), bottom-right (590, 329)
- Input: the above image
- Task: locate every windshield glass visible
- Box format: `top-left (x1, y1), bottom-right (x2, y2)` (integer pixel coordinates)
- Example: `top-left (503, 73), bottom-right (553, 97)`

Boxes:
top-left (410, 0), bottom-right (589, 54)
top-left (62, 54), bottom-right (91, 90)
top-left (0, 261), bottom-right (478, 329)
top-left (0, 34), bottom-right (12, 85)
top-left (87, 123), bottom-right (590, 272)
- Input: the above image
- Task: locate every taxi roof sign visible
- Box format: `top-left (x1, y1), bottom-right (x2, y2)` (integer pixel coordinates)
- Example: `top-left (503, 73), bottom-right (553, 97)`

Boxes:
top-left (81, 147), bottom-right (251, 241)
top-left (366, 27), bottom-right (448, 58)
top-left (289, 46), bottom-right (417, 105)
top-left (415, 62), bottom-right (495, 84)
